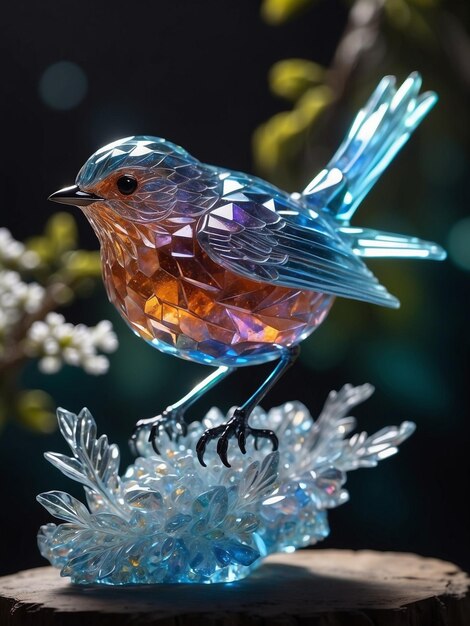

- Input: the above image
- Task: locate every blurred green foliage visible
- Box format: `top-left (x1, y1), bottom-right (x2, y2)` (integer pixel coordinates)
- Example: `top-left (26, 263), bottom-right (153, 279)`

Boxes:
top-left (261, 0), bottom-right (319, 25)
top-left (269, 59), bottom-right (326, 101)
top-left (16, 389), bottom-right (57, 433)
top-left (255, 0), bottom-right (468, 185)
top-left (28, 212), bottom-right (101, 298)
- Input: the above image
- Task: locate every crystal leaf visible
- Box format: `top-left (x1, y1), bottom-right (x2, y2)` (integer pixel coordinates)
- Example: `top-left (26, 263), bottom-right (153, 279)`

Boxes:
top-left (56, 408), bottom-right (78, 449)
top-left (239, 452), bottom-right (279, 504)
top-left (193, 487), bottom-right (228, 527)
top-left (37, 491), bottom-right (90, 524)
top-left (45, 406), bottom-right (125, 518)
top-left (44, 453), bottom-right (85, 484)
top-left (126, 489), bottom-right (164, 512)
top-left (91, 513), bottom-right (130, 533)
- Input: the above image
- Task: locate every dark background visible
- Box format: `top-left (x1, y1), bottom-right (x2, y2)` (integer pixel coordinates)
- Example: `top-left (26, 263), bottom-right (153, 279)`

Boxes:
top-left (0, 0), bottom-right (469, 576)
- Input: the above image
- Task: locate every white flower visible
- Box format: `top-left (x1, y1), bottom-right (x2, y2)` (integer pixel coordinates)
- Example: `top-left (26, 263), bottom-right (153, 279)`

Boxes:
top-left (83, 355), bottom-right (109, 375)
top-left (0, 270), bottom-right (45, 336)
top-left (27, 320), bottom-right (50, 343)
top-left (45, 312), bottom-right (67, 327)
top-left (23, 283), bottom-right (45, 314)
top-left (62, 347), bottom-right (81, 366)
top-left (0, 228), bottom-right (40, 270)
top-left (91, 320), bottom-right (119, 353)
top-left (26, 312), bottom-right (119, 376)
top-left (38, 356), bottom-right (62, 374)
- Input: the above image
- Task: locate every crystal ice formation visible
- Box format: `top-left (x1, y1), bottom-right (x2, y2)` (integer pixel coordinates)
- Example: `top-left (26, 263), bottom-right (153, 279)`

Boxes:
top-left (37, 384), bottom-right (414, 585)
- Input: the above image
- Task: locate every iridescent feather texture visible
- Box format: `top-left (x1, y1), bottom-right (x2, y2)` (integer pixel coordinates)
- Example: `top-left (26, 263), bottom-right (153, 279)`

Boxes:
top-left (37, 384), bottom-right (415, 584)
top-left (49, 73), bottom-right (445, 466)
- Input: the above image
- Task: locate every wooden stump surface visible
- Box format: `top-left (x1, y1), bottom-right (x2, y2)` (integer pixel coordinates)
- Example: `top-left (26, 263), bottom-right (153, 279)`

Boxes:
top-left (0, 549), bottom-right (469, 625)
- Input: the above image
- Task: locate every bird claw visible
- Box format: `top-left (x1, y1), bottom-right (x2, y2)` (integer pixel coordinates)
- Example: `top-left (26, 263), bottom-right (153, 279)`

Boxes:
top-left (149, 411), bottom-right (187, 454)
top-left (196, 424), bottom-right (226, 467)
top-left (129, 416), bottom-right (155, 456)
top-left (196, 410), bottom-right (279, 468)
top-left (129, 411), bottom-right (186, 457)
top-left (251, 428), bottom-right (278, 453)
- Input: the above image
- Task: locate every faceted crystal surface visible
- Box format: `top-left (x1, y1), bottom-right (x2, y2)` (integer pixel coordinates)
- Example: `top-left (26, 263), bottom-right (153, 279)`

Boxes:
top-left (86, 203), bottom-right (333, 366)
top-left (37, 384), bottom-right (415, 585)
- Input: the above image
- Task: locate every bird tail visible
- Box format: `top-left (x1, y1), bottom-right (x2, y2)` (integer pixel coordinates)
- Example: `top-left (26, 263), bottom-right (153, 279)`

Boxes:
top-left (339, 226), bottom-right (446, 260)
top-left (302, 72), bottom-right (437, 223)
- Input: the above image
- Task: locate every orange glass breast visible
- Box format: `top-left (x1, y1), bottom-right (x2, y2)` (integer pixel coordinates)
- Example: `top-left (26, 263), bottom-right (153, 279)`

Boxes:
top-left (88, 207), bottom-right (334, 366)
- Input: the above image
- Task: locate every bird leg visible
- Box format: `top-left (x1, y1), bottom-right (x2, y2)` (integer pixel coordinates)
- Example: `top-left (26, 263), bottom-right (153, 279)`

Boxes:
top-left (196, 345), bottom-right (301, 468)
top-left (129, 365), bottom-right (234, 456)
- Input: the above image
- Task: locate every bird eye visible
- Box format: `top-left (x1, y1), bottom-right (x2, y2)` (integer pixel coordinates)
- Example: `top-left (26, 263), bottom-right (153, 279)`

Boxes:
top-left (116, 175), bottom-right (138, 195)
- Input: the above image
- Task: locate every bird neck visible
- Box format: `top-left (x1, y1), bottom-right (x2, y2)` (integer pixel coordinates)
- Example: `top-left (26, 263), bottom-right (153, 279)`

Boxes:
top-left (83, 203), bottom-right (199, 258)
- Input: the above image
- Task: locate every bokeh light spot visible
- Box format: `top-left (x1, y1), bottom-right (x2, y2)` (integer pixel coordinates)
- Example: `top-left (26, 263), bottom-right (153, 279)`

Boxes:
top-left (39, 61), bottom-right (88, 110)
top-left (447, 217), bottom-right (470, 271)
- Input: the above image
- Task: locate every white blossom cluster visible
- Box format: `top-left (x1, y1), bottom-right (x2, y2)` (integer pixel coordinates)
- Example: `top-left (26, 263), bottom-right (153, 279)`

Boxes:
top-left (0, 270), bottom-right (45, 345)
top-left (26, 313), bottom-right (118, 375)
top-left (0, 227), bottom-right (40, 270)
top-left (0, 226), bottom-right (119, 377)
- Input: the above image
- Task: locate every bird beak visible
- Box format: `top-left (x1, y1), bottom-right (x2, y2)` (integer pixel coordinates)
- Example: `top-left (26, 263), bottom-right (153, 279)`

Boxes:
top-left (48, 185), bottom-right (103, 207)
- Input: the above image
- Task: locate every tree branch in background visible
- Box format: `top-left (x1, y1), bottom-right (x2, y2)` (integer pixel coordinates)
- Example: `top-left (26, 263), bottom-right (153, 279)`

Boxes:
top-left (255, 0), bottom-right (469, 187)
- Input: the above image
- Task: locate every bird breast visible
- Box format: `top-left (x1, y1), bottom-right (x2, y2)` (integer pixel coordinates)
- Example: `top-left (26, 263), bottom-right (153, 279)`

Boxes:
top-left (91, 208), bottom-right (334, 366)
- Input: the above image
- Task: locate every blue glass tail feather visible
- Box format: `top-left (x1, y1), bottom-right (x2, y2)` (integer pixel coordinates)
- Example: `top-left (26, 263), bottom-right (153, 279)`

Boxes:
top-left (340, 226), bottom-right (446, 260)
top-left (303, 72), bottom-right (437, 223)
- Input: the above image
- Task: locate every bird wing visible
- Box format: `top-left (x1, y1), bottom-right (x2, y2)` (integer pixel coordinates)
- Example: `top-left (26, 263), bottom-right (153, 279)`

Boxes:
top-left (196, 172), bottom-right (399, 308)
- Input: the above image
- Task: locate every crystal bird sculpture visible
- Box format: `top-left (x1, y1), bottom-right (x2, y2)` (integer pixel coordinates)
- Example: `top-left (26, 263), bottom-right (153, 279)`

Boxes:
top-left (49, 73), bottom-right (445, 467)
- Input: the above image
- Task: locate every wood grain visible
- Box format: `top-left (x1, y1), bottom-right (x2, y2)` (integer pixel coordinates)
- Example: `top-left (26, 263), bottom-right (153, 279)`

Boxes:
top-left (1, 549), bottom-right (469, 625)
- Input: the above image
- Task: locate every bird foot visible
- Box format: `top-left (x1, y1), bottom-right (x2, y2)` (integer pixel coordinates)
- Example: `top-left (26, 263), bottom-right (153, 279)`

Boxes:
top-left (129, 410), bottom-right (187, 456)
top-left (149, 411), bottom-right (188, 454)
top-left (196, 409), bottom-right (279, 468)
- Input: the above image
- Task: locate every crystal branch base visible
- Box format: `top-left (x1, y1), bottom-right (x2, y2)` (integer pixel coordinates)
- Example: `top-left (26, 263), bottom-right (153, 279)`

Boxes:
top-left (37, 384), bottom-right (414, 585)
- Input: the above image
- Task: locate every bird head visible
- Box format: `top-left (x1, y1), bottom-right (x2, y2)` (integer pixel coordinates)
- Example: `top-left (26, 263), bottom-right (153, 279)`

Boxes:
top-left (49, 136), bottom-right (218, 225)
